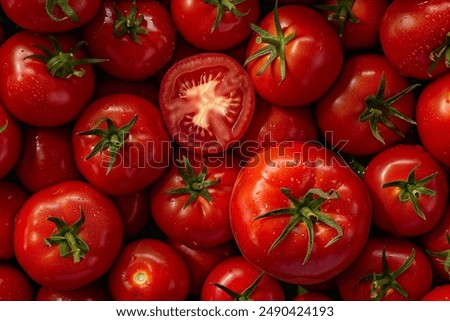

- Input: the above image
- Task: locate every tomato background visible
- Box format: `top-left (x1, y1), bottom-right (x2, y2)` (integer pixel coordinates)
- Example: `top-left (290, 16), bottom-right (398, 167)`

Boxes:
top-left (0, 0), bottom-right (449, 302)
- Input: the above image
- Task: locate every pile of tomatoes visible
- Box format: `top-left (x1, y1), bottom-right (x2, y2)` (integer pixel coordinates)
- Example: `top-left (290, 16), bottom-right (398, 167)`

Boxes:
top-left (1, 0), bottom-right (450, 301)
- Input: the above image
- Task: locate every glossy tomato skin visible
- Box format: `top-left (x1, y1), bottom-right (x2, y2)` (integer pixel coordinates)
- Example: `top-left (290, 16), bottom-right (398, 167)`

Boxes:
top-left (15, 126), bottom-right (81, 193)
top-left (201, 256), bottom-right (285, 301)
top-left (336, 236), bottom-right (433, 301)
top-left (421, 284), bottom-right (450, 301)
top-left (416, 72), bottom-right (450, 168)
top-left (380, 0), bottom-right (450, 79)
top-left (364, 144), bottom-right (448, 237)
top-left (245, 5), bottom-right (343, 107)
top-left (72, 93), bottom-right (171, 196)
top-left (108, 238), bottom-right (190, 301)
top-left (230, 141), bottom-right (372, 285)
top-left (14, 180), bottom-right (124, 290)
top-left (0, 103), bottom-right (21, 179)
top-left (0, 263), bottom-right (35, 300)
top-left (316, 54), bottom-right (417, 157)
top-left (82, 0), bottom-right (175, 81)
top-left (0, 31), bottom-right (96, 127)
top-left (0, 0), bottom-right (101, 33)
top-left (159, 52), bottom-right (255, 154)
top-left (36, 282), bottom-right (110, 301)
top-left (171, 0), bottom-right (259, 51)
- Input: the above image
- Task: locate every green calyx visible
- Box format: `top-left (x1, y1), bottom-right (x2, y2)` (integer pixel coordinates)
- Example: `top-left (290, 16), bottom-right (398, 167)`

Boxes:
top-left (113, 0), bottom-right (148, 44)
top-left (428, 31), bottom-right (450, 76)
top-left (382, 163), bottom-right (437, 220)
top-left (203, 0), bottom-right (249, 33)
top-left (254, 187), bottom-right (341, 265)
top-left (359, 72), bottom-right (419, 144)
top-left (426, 232), bottom-right (450, 279)
top-left (76, 115), bottom-right (138, 175)
top-left (46, 0), bottom-right (80, 23)
top-left (213, 272), bottom-right (265, 301)
top-left (44, 207), bottom-right (90, 263)
top-left (0, 120), bottom-right (7, 134)
top-left (26, 35), bottom-right (108, 78)
top-left (165, 157), bottom-right (221, 209)
top-left (244, 0), bottom-right (295, 84)
top-left (315, 0), bottom-right (359, 37)
top-left (359, 248), bottom-right (415, 300)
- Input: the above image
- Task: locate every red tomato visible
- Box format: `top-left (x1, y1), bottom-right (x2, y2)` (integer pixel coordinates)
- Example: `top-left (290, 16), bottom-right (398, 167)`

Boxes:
top-left (292, 286), bottom-right (333, 301)
top-left (36, 282), bottom-right (110, 301)
top-left (380, 0), bottom-right (450, 79)
top-left (159, 52), bottom-right (255, 154)
top-left (0, 31), bottom-right (98, 127)
top-left (171, 0), bottom-right (259, 51)
top-left (364, 144), bottom-right (448, 237)
top-left (108, 238), bottom-right (190, 301)
top-left (229, 141), bottom-right (372, 285)
top-left (0, 103), bottom-right (21, 179)
top-left (14, 180), bottom-right (124, 290)
top-left (245, 4), bottom-right (343, 107)
top-left (15, 126), bottom-right (82, 193)
top-left (82, 0), bottom-right (176, 80)
top-left (421, 284), bottom-right (450, 301)
top-left (0, 263), bottom-right (35, 300)
top-left (336, 236), bottom-right (433, 301)
top-left (201, 256), bottom-right (285, 301)
top-left (0, 0), bottom-right (101, 33)
top-left (0, 180), bottom-right (29, 260)
top-left (72, 93), bottom-right (170, 196)
top-left (416, 72), bottom-right (450, 168)
top-left (316, 54), bottom-right (419, 157)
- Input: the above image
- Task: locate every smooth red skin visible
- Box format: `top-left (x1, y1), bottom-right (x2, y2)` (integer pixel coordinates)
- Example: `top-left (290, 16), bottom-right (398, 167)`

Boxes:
top-left (200, 256), bottom-right (285, 301)
top-left (150, 155), bottom-right (241, 249)
top-left (15, 126), bottom-right (82, 193)
top-left (245, 5), bottom-right (343, 107)
top-left (14, 180), bottom-right (124, 290)
top-left (292, 291), bottom-right (333, 301)
top-left (170, 0), bottom-right (259, 51)
top-left (72, 93), bottom-right (171, 196)
top-left (0, 31), bottom-right (96, 127)
top-left (108, 238), bottom-right (190, 301)
top-left (321, 0), bottom-right (390, 51)
top-left (82, 0), bottom-right (175, 81)
top-left (168, 239), bottom-right (236, 297)
top-left (380, 0), bottom-right (450, 80)
top-left (316, 54), bottom-right (417, 157)
top-left (0, 103), bottom-right (21, 179)
top-left (230, 141), bottom-right (372, 285)
top-left (364, 144), bottom-right (448, 237)
top-left (421, 284), bottom-right (450, 301)
top-left (420, 204), bottom-right (450, 281)
top-left (0, 0), bottom-right (101, 33)
top-left (0, 181), bottom-right (29, 260)
top-left (36, 282), bottom-right (110, 301)
top-left (237, 96), bottom-right (319, 161)
top-left (336, 236), bottom-right (433, 301)
top-left (416, 72), bottom-right (450, 168)
top-left (159, 52), bottom-right (255, 154)
top-left (0, 263), bottom-right (34, 300)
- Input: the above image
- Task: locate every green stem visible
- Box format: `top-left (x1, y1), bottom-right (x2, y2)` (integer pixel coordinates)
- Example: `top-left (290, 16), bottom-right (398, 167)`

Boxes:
top-left (46, 0), bottom-right (80, 23)
top-left (428, 31), bottom-right (450, 76)
top-left (203, 0), bottom-right (249, 32)
top-left (0, 120), bottom-right (7, 134)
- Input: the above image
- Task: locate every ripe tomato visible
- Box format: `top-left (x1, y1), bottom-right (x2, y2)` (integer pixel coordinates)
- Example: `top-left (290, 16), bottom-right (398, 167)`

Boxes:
top-left (36, 282), bottom-right (110, 301)
top-left (15, 126), bottom-right (81, 193)
top-left (170, 0), bottom-right (259, 51)
top-left (336, 236), bottom-right (433, 301)
top-left (380, 0), bottom-right (450, 79)
top-left (0, 103), bottom-right (21, 179)
top-left (0, 0), bottom-right (101, 33)
top-left (14, 180), bottom-right (124, 290)
top-left (244, 4), bottom-right (343, 107)
top-left (201, 256), bottom-right (285, 301)
top-left (82, 0), bottom-right (176, 81)
top-left (416, 72), bottom-right (450, 168)
top-left (159, 52), bottom-right (255, 154)
top-left (0, 263), bottom-right (35, 300)
top-left (292, 286), bottom-right (333, 301)
top-left (229, 141), bottom-right (372, 285)
top-left (108, 238), bottom-right (190, 301)
top-left (421, 284), bottom-right (450, 301)
top-left (315, 54), bottom-right (419, 157)
top-left (364, 144), bottom-right (448, 237)
top-left (72, 93), bottom-right (170, 196)
top-left (0, 31), bottom-right (99, 127)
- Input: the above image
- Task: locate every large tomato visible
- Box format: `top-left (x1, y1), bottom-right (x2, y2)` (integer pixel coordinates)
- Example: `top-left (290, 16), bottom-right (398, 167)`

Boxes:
top-left (0, 263), bottom-right (35, 301)
top-left (229, 141), bottom-right (372, 285)
top-left (14, 180), bottom-right (124, 290)
top-left (0, 103), bottom-right (21, 179)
